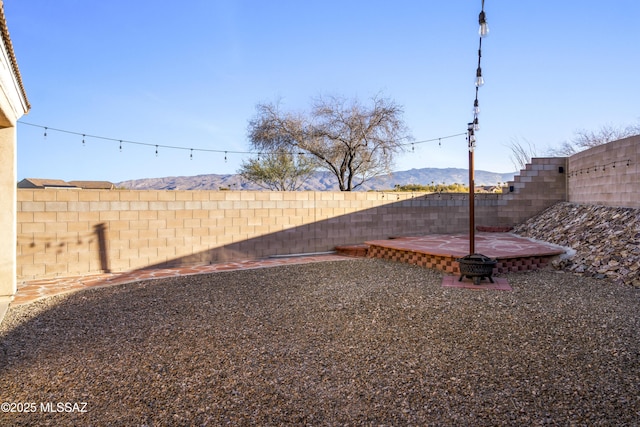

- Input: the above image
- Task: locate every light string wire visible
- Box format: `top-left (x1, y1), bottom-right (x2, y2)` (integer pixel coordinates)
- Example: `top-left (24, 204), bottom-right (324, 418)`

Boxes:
top-left (19, 121), bottom-right (248, 156)
top-left (568, 159), bottom-right (632, 178)
top-left (18, 120), bottom-right (466, 159)
top-left (468, 0), bottom-right (487, 148)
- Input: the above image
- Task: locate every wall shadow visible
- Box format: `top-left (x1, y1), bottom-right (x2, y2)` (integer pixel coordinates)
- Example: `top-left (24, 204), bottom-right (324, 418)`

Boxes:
top-left (141, 195), bottom-right (501, 271)
top-left (93, 223), bottom-right (110, 273)
top-left (17, 222), bottom-right (112, 276)
top-left (15, 192), bottom-right (502, 281)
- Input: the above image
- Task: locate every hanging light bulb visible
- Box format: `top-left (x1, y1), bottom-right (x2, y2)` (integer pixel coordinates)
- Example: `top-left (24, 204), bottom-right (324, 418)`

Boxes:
top-left (478, 10), bottom-right (489, 37)
top-left (473, 99), bottom-right (480, 115)
top-left (473, 117), bottom-right (480, 131)
top-left (475, 67), bottom-right (484, 87)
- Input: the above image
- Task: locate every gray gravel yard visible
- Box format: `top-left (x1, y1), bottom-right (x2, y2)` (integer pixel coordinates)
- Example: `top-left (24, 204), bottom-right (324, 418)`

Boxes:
top-left (1, 258), bottom-right (639, 426)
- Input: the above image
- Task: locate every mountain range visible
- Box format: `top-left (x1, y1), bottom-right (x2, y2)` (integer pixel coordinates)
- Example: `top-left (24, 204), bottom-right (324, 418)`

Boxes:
top-left (117, 168), bottom-right (515, 191)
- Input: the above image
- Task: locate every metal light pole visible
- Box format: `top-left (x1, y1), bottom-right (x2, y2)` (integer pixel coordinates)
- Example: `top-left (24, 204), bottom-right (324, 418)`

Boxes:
top-left (457, 0), bottom-right (497, 285)
top-left (468, 122), bottom-right (476, 254)
top-left (467, 0), bottom-right (487, 255)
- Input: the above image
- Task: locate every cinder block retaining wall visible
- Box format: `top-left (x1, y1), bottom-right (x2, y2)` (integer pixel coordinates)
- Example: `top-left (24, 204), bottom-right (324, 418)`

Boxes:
top-left (568, 135), bottom-right (640, 208)
top-left (497, 157), bottom-right (568, 226)
top-left (15, 137), bottom-right (640, 281)
top-left (16, 190), bottom-right (503, 280)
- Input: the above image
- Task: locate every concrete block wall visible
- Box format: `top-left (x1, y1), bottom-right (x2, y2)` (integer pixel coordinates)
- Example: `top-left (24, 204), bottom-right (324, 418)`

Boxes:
top-left (496, 157), bottom-right (568, 226)
top-left (567, 135), bottom-right (639, 208)
top-left (16, 136), bottom-right (638, 281)
top-left (16, 190), bottom-right (502, 281)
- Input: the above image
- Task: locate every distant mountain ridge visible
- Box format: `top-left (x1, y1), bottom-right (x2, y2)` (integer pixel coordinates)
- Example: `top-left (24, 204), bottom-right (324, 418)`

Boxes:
top-left (117, 167), bottom-right (515, 191)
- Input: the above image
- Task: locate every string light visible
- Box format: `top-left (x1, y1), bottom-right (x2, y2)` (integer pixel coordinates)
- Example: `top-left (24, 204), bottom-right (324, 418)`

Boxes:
top-left (475, 66), bottom-right (485, 87)
top-left (82, 134), bottom-right (85, 146)
top-left (479, 9), bottom-right (489, 37)
top-left (19, 121), bottom-right (249, 157)
top-left (567, 159), bottom-right (633, 178)
top-left (18, 121), bottom-right (466, 161)
top-left (469, 0), bottom-right (487, 148)
top-left (405, 133), bottom-right (466, 148)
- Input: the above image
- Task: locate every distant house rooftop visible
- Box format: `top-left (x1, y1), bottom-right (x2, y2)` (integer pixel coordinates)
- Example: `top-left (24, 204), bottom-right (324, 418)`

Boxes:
top-left (18, 178), bottom-right (115, 190)
top-left (18, 178), bottom-right (77, 189)
top-left (68, 181), bottom-right (115, 190)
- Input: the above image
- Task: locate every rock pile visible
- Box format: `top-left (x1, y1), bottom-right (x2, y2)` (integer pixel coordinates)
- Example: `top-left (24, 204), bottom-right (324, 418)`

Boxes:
top-left (512, 202), bottom-right (640, 287)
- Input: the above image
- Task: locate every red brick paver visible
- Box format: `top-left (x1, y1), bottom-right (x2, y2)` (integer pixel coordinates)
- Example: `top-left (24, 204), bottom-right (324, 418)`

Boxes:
top-left (13, 254), bottom-right (352, 306)
top-left (366, 232), bottom-right (566, 275)
top-left (13, 233), bottom-right (566, 306)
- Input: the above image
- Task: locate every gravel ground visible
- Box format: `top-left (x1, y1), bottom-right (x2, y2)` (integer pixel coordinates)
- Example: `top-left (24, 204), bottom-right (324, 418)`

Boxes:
top-left (1, 258), bottom-right (639, 426)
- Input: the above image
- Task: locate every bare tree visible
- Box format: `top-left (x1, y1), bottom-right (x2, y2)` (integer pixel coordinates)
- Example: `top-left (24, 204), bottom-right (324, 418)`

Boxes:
top-left (547, 140), bottom-right (577, 157)
top-left (248, 95), bottom-right (411, 191)
top-left (549, 121), bottom-right (640, 156)
top-left (238, 148), bottom-right (316, 191)
top-left (506, 137), bottom-right (538, 171)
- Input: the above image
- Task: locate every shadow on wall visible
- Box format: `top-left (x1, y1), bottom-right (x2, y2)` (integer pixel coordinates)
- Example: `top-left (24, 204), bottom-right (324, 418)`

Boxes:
top-left (93, 223), bottom-right (110, 273)
top-left (19, 222), bottom-right (111, 276)
top-left (16, 193), bottom-right (504, 280)
top-left (139, 195), bottom-right (502, 271)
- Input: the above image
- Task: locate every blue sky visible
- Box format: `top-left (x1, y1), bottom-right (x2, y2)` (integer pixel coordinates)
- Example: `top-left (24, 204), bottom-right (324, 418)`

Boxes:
top-left (6, 0), bottom-right (639, 182)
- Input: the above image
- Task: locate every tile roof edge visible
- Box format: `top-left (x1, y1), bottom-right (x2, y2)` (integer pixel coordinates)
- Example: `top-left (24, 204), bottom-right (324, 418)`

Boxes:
top-left (0, 1), bottom-right (30, 112)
